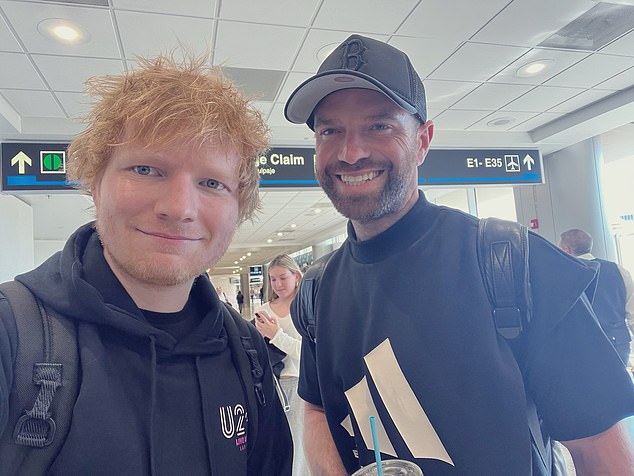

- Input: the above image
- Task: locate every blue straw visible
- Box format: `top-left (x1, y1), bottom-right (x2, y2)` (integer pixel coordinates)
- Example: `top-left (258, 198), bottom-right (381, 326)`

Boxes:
top-left (369, 416), bottom-right (384, 476)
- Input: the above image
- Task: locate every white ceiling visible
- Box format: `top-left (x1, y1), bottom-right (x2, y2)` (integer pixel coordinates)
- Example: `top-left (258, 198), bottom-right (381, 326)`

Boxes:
top-left (2, 0), bottom-right (634, 273)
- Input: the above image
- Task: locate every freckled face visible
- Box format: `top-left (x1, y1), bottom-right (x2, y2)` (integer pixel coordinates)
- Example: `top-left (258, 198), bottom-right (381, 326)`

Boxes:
top-left (313, 89), bottom-right (432, 227)
top-left (91, 139), bottom-right (241, 288)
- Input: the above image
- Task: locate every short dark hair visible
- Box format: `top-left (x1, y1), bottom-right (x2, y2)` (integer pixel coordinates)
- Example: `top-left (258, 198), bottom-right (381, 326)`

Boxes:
top-left (560, 229), bottom-right (593, 255)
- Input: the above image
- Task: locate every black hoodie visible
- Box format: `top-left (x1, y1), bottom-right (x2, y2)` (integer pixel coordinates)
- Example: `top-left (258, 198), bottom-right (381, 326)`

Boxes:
top-left (0, 223), bottom-right (292, 475)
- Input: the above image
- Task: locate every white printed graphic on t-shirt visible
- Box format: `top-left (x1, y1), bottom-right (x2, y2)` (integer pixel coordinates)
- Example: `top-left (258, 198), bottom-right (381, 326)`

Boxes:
top-left (342, 338), bottom-right (454, 466)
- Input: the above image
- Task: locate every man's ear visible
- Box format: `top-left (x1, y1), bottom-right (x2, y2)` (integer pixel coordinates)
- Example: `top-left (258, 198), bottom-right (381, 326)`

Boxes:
top-left (90, 175), bottom-right (102, 209)
top-left (416, 120), bottom-right (434, 166)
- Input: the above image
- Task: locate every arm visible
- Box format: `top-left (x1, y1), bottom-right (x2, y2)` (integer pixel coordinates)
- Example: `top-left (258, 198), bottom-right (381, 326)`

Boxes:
top-left (269, 323), bottom-right (301, 361)
top-left (618, 264), bottom-right (634, 331)
top-left (304, 402), bottom-right (348, 476)
top-left (561, 420), bottom-right (634, 475)
top-left (255, 308), bottom-right (302, 359)
top-left (269, 329), bottom-right (301, 360)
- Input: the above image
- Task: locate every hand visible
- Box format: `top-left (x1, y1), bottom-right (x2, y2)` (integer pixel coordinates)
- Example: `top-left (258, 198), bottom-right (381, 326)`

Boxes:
top-left (255, 310), bottom-right (280, 339)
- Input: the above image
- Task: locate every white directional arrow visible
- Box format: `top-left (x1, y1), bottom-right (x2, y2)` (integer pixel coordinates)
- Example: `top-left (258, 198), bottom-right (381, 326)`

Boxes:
top-left (523, 154), bottom-right (535, 171)
top-left (11, 151), bottom-right (32, 174)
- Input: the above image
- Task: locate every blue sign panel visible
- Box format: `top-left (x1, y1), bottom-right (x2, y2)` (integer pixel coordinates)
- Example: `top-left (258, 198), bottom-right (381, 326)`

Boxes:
top-left (418, 149), bottom-right (542, 186)
top-left (2, 142), bottom-right (75, 192)
top-left (257, 147), bottom-right (318, 187)
top-left (3, 143), bottom-right (543, 192)
top-left (257, 147), bottom-right (543, 187)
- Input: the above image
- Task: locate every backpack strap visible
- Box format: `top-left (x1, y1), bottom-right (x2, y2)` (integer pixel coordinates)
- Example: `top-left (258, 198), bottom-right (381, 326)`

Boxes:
top-left (477, 217), bottom-right (532, 340)
top-left (477, 218), bottom-right (560, 474)
top-left (292, 251), bottom-right (335, 344)
top-left (0, 281), bottom-right (78, 475)
top-left (222, 303), bottom-right (267, 458)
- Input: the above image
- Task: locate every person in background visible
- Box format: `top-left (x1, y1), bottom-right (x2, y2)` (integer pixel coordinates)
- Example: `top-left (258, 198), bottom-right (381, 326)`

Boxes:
top-left (215, 285), bottom-right (231, 306)
top-left (255, 254), bottom-right (306, 476)
top-left (236, 289), bottom-right (245, 314)
top-left (560, 228), bottom-right (634, 365)
top-left (0, 53), bottom-right (292, 475)
top-left (285, 34), bottom-right (634, 475)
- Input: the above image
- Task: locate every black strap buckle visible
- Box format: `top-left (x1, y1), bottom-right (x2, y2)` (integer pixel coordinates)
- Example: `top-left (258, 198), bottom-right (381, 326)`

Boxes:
top-left (13, 413), bottom-right (57, 447)
top-left (12, 362), bottom-right (62, 448)
top-left (493, 307), bottom-right (523, 339)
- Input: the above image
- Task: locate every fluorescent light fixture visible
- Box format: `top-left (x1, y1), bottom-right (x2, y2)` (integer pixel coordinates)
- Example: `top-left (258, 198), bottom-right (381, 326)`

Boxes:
top-left (316, 42), bottom-right (339, 62)
top-left (516, 60), bottom-right (553, 78)
top-left (487, 117), bottom-right (516, 127)
top-left (38, 18), bottom-right (90, 45)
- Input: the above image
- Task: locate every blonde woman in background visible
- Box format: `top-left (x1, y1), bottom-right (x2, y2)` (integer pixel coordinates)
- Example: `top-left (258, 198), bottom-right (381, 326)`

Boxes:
top-left (255, 254), bottom-right (306, 475)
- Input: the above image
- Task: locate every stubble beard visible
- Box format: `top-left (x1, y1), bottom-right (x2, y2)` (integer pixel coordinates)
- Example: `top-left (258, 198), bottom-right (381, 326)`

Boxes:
top-left (96, 221), bottom-right (230, 288)
top-left (317, 163), bottom-right (412, 224)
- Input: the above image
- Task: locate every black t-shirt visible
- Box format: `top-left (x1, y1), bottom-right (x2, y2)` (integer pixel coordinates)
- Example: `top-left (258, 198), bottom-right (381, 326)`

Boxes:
top-left (142, 298), bottom-right (202, 342)
top-left (295, 193), bottom-right (634, 475)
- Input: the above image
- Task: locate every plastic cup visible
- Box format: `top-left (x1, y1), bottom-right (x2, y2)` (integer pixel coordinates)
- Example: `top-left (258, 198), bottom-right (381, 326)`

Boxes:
top-left (351, 459), bottom-right (424, 476)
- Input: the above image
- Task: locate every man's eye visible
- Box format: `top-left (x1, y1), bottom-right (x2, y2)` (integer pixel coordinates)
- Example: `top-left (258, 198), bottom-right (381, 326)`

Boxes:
top-left (133, 165), bottom-right (157, 175)
top-left (371, 123), bottom-right (390, 131)
top-left (318, 128), bottom-right (336, 136)
top-left (205, 179), bottom-right (226, 190)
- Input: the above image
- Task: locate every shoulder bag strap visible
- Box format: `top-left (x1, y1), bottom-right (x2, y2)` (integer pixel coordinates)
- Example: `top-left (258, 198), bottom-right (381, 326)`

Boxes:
top-left (0, 281), bottom-right (78, 475)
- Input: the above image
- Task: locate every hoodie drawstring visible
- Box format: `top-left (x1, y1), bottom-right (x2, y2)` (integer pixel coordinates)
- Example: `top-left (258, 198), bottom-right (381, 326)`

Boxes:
top-left (149, 336), bottom-right (158, 476)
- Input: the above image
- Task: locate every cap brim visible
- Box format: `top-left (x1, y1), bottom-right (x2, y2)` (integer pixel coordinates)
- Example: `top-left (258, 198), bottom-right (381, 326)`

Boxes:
top-left (284, 70), bottom-right (418, 126)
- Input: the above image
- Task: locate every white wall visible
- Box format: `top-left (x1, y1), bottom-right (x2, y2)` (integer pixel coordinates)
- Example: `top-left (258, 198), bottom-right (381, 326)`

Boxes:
top-left (0, 194), bottom-right (34, 282)
top-left (515, 138), bottom-right (614, 259)
top-left (34, 239), bottom-right (66, 267)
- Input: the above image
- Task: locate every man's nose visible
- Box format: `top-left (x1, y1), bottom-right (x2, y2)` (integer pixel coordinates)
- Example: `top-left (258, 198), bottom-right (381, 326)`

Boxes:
top-left (338, 131), bottom-right (369, 164)
top-left (155, 176), bottom-right (197, 221)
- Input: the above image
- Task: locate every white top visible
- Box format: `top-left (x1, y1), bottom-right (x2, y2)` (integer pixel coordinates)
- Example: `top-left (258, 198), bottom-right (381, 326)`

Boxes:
top-left (257, 302), bottom-right (302, 378)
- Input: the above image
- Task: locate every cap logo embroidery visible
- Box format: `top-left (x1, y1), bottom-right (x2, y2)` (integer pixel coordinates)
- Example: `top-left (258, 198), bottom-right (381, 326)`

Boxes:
top-left (340, 39), bottom-right (366, 71)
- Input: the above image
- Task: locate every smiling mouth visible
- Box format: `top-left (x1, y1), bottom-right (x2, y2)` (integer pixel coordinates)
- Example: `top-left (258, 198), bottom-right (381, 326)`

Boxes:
top-left (338, 171), bottom-right (382, 185)
top-left (141, 230), bottom-right (199, 241)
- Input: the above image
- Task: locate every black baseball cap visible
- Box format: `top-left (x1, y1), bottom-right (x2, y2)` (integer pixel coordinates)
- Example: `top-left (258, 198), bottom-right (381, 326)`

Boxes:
top-left (284, 34), bottom-right (427, 130)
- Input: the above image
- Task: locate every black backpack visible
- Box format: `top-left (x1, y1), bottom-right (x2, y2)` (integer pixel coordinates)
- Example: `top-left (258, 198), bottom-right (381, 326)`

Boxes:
top-left (0, 281), bottom-right (267, 475)
top-left (294, 217), bottom-right (568, 475)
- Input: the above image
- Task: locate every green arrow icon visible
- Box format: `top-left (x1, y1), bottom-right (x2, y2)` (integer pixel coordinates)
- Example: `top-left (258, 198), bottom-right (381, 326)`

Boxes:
top-left (11, 151), bottom-right (32, 174)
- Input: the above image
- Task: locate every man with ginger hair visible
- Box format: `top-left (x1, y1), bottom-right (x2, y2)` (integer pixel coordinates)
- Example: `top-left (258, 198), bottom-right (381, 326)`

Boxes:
top-left (0, 55), bottom-right (292, 475)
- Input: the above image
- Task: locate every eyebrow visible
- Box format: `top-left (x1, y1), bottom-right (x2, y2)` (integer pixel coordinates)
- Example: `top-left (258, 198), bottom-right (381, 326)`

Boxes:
top-left (367, 112), bottom-right (402, 122)
top-left (314, 111), bottom-right (402, 127)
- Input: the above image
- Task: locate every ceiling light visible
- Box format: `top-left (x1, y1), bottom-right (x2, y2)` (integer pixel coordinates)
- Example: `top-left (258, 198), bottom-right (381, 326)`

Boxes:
top-left (290, 224), bottom-right (297, 228)
top-left (316, 42), bottom-right (339, 62)
top-left (38, 18), bottom-right (90, 45)
top-left (277, 232), bottom-right (284, 237)
top-left (314, 208), bottom-right (322, 214)
top-left (234, 261), bottom-right (238, 264)
top-left (516, 59), bottom-right (553, 78)
top-left (267, 238), bottom-right (273, 243)
top-left (247, 252), bottom-right (252, 256)
top-left (487, 117), bottom-right (516, 128)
